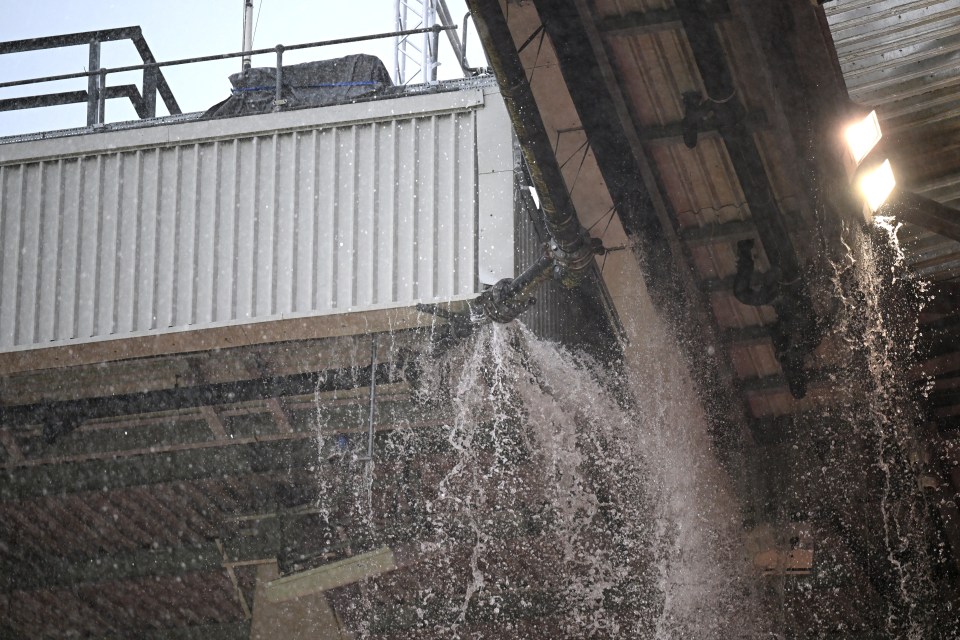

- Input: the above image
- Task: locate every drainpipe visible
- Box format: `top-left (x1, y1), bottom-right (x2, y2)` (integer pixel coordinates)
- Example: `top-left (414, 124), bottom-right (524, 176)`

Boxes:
top-left (416, 0), bottom-right (599, 329)
top-left (416, 252), bottom-right (558, 331)
top-left (471, 251), bottom-right (556, 323)
top-left (674, 0), bottom-right (801, 279)
top-left (465, 0), bottom-right (595, 289)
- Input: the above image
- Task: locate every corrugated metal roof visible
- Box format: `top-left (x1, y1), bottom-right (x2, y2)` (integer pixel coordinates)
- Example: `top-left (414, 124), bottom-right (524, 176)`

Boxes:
top-left (649, 139), bottom-right (749, 230)
top-left (604, 30), bottom-right (699, 128)
top-left (585, 0), bottom-right (814, 401)
top-left (826, 0), bottom-right (960, 208)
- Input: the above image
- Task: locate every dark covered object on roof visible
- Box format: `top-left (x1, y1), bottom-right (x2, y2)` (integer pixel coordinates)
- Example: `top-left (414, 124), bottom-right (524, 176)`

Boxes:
top-left (204, 54), bottom-right (392, 117)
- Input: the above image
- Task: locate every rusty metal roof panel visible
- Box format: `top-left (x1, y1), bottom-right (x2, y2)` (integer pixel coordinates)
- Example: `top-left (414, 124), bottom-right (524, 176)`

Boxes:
top-left (649, 139), bottom-right (749, 229)
top-left (730, 342), bottom-right (781, 379)
top-left (690, 243), bottom-right (739, 280)
top-left (605, 31), bottom-right (700, 127)
top-left (710, 291), bottom-right (776, 329)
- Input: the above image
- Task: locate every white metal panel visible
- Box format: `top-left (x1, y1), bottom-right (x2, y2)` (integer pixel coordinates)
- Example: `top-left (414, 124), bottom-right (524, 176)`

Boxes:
top-left (477, 84), bottom-right (516, 285)
top-left (0, 85), bottom-right (515, 351)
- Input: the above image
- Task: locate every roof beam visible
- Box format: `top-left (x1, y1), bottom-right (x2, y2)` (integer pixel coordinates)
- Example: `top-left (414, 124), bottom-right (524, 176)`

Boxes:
top-left (1, 360), bottom-right (402, 443)
top-left (595, 7), bottom-right (683, 35)
top-left (740, 373), bottom-right (790, 393)
top-left (680, 209), bottom-right (805, 247)
top-left (740, 368), bottom-right (837, 395)
top-left (0, 436), bottom-right (316, 501)
top-left (637, 109), bottom-right (768, 144)
top-left (595, 4), bottom-right (731, 36)
top-left (681, 220), bottom-right (756, 246)
top-left (722, 324), bottom-right (772, 346)
top-left (890, 190), bottom-right (960, 243)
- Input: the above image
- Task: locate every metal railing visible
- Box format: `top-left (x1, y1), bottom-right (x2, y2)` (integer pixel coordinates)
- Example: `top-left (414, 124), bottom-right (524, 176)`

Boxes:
top-left (0, 27), bottom-right (180, 126)
top-left (0, 24), bottom-right (455, 127)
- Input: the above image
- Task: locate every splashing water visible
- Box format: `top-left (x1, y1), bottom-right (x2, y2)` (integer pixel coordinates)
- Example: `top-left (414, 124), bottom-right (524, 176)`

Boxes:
top-left (315, 318), bottom-right (764, 638)
top-left (308, 219), bottom-right (956, 638)
top-left (793, 219), bottom-right (955, 639)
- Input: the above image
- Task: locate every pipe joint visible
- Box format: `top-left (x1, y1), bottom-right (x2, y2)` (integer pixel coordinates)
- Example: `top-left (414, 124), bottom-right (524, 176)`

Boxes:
top-left (474, 278), bottom-right (540, 324)
top-left (549, 233), bottom-right (603, 288)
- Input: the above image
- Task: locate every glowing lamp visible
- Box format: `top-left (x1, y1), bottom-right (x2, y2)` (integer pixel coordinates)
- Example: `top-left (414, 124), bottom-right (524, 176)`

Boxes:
top-left (843, 110), bottom-right (882, 165)
top-left (857, 158), bottom-right (896, 213)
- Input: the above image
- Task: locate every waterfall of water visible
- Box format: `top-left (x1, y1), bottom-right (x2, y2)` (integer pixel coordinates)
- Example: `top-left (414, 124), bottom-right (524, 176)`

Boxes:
top-left (313, 317), bottom-right (766, 638)
top-left (307, 221), bottom-right (956, 639)
top-left (802, 220), bottom-right (952, 638)
top-left (751, 218), bottom-right (957, 639)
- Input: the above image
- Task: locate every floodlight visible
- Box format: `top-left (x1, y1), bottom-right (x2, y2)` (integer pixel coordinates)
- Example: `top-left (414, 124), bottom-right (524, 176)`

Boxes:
top-left (843, 110), bottom-right (882, 165)
top-left (857, 158), bottom-right (896, 213)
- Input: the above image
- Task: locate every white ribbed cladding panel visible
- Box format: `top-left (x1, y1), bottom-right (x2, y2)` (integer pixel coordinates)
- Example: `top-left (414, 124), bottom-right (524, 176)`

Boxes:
top-left (0, 85), bottom-right (515, 350)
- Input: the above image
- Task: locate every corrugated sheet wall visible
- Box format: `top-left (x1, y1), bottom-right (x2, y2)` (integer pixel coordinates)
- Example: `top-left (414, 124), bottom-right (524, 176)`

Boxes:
top-left (0, 86), bottom-right (514, 350)
top-left (514, 157), bottom-right (619, 351)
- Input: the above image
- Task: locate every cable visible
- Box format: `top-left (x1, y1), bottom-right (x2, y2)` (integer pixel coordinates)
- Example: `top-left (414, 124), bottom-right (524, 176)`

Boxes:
top-left (253, 0), bottom-right (266, 46)
top-left (558, 138), bottom-right (589, 171)
top-left (706, 87), bottom-right (736, 104)
top-left (526, 27), bottom-right (547, 86)
top-left (598, 206), bottom-right (620, 277)
top-left (587, 205), bottom-right (616, 232)
top-left (567, 140), bottom-right (591, 197)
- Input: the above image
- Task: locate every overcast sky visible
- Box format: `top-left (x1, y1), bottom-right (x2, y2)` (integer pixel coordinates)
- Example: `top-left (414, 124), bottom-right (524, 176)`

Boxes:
top-left (0, 0), bottom-right (485, 136)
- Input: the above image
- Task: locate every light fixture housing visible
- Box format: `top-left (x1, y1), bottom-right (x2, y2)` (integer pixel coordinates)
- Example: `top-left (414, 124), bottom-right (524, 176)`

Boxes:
top-left (843, 110), bottom-right (882, 166)
top-left (857, 158), bottom-right (896, 213)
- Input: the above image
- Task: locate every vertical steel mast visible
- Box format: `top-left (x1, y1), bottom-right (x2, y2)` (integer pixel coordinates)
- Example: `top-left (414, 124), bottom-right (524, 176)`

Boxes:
top-left (394, 0), bottom-right (439, 84)
top-left (241, 0), bottom-right (254, 71)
